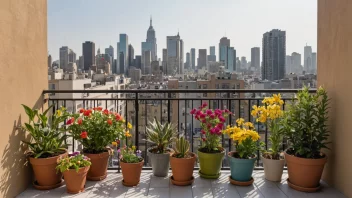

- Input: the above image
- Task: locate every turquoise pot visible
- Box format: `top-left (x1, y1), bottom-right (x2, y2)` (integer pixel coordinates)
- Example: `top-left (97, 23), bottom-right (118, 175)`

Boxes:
top-left (228, 152), bottom-right (256, 182)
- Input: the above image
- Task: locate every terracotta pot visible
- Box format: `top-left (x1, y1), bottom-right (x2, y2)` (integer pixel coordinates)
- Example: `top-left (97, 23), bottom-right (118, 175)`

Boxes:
top-left (261, 155), bottom-right (285, 182)
top-left (197, 148), bottom-right (225, 179)
top-left (84, 149), bottom-right (111, 181)
top-left (29, 151), bottom-right (68, 188)
top-left (147, 148), bottom-right (174, 177)
top-left (63, 166), bottom-right (90, 194)
top-left (285, 151), bottom-right (327, 189)
top-left (120, 160), bottom-right (144, 186)
top-left (170, 152), bottom-right (196, 185)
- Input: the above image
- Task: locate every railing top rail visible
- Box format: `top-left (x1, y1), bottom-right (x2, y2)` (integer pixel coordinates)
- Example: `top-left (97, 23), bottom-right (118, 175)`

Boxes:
top-left (43, 89), bottom-right (317, 94)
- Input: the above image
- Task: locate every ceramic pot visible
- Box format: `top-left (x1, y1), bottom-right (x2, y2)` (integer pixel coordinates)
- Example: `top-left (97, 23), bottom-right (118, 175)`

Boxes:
top-left (262, 155), bottom-right (285, 182)
top-left (147, 148), bottom-right (174, 177)
top-left (228, 151), bottom-right (256, 182)
top-left (170, 152), bottom-right (196, 185)
top-left (84, 149), bottom-right (111, 181)
top-left (63, 166), bottom-right (90, 194)
top-left (120, 160), bottom-right (144, 186)
top-left (197, 149), bottom-right (225, 179)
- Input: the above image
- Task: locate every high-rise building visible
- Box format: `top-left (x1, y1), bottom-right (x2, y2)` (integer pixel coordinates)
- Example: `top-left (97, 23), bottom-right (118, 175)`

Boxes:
top-left (146, 17), bottom-right (157, 61)
top-left (228, 47), bottom-right (236, 71)
top-left (262, 29), bottom-right (286, 81)
top-left (119, 52), bottom-right (124, 74)
top-left (162, 49), bottom-right (167, 73)
top-left (198, 49), bottom-right (207, 69)
top-left (48, 55), bottom-right (52, 68)
top-left (185, 52), bottom-right (191, 69)
top-left (286, 55), bottom-right (292, 74)
top-left (118, 34), bottom-right (129, 74)
top-left (166, 32), bottom-right (184, 75)
top-left (290, 52), bottom-right (302, 74)
top-left (241, 57), bottom-right (247, 70)
top-left (68, 49), bottom-right (76, 63)
top-left (218, 37), bottom-right (235, 72)
top-left (134, 55), bottom-right (142, 69)
top-left (59, 46), bottom-right (69, 71)
top-left (105, 45), bottom-right (115, 73)
top-left (191, 48), bottom-right (196, 69)
top-left (251, 47), bottom-right (260, 70)
top-left (304, 45), bottom-right (312, 73)
top-left (128, 44), bottom-right (134, 67)
top-left (312, 52), bottom-right (317, 73)
top-left (78, 56), bottom-right (84, 70)
top-left (142, 50), bottom-right (151, 74)
top-left (83, 41), bottom-right (95, 71)
top-left (208, 46), bottom-right (216, 61)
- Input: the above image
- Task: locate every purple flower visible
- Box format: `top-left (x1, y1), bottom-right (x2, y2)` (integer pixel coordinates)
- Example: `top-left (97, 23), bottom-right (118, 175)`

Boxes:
top-left (69, 151), bottom-right (80, 157)
top-left (136, 150), bottom-right (142, 157)
top-left (117, 149), bottom-right (121, 153)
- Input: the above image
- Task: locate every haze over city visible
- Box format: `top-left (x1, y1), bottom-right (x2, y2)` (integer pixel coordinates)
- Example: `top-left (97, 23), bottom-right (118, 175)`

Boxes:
top-left (48, 0), bottom-right (317, 60)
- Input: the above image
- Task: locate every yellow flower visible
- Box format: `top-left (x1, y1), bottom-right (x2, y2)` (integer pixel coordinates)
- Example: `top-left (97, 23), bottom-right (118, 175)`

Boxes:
top-left (127, 122), bottom-right (132, 129)
top-left (132, 146), bottom-right (136, 150)
top-left (56, 110), bottom-right (62, 116)
top-left (112, 142), bottom-right (118, 146)
top-left (125, 131), bottom-right (132, 137)
top-left (236, 118), bottom-right (245, 126)
top-left (122, 119), bottom-right (126, 123)
top-left (244, 122), bottom-right (254, 129)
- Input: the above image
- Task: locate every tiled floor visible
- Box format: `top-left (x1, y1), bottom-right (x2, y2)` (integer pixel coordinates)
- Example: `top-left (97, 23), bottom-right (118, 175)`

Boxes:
top-left (17, 171), bottom-right (347, 198)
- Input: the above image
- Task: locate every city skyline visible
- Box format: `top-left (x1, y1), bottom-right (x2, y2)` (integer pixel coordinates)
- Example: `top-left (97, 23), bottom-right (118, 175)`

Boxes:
top-left (48, 0), bottom-right (317, 61)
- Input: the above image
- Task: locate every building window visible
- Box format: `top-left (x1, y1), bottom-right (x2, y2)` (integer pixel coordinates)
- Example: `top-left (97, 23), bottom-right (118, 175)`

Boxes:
top-left (203, 84), bottom-right (207, 89)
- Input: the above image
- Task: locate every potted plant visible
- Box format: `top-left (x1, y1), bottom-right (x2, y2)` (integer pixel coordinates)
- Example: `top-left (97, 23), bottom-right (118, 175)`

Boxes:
top-left (145, 119), bottom-right (177, 177)
top-left (223, 118), bottom-right (261, 185)
top-left (190, 103), bottom-right (230, 179)
top-left (282, 87), bottom-right (330, 192)
top-left (56, 153), bottom-right (91, 194)
top-left (170, 136), bottom-right (196, 186)
top-left (21, 105), bottom-right (69, 190)
top-left (67, 108), bottom-right (128, 181)
top-left (251, 94), bottom-right (285, 182)
top-left (118, 130), bottom-right (144, 187)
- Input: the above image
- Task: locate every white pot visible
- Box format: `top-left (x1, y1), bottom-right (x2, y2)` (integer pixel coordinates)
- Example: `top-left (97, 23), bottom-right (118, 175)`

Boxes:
top-left (261, 155), bottom-right (285, 182)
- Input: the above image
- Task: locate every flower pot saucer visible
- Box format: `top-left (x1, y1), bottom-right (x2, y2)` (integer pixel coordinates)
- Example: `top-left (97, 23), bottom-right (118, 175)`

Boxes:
top-left (229, 176), bottom-right (254, 186)
top-left (287, 178), bottom-right (321, 192)
top-left (33, 179), bottom-right (64, 190)
top-left (170, 176), bottom-right (194, 186)
top-left (122, 179), bottom-right (140, 187)
top-left (87, 173), bottom-right (107, 181)
top-left (198, 170), bottom-right (221, 179)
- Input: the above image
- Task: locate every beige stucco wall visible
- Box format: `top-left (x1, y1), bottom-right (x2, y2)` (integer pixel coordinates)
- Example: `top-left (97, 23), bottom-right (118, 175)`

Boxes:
top-left (0, 0), bottom-right (47, 197)
top-left (318, 0), bottom-right (352, 197)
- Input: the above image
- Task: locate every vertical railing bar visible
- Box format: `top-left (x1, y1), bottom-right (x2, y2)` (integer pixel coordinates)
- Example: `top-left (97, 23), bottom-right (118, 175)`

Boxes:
top-left (72, 100), bottom-right (76, 154)
top-left (125, 99), bottom-right (128, 145)
top-left (191, 100), bottom-right (194, 153)
top-left (160, 99), bottom-right (163, 124)
top-left (144, 101), bottom-right (147, 166)
top-left (135, 93), bottom-right (139, 150)
top-left (228, 92), bottom-right (232, 152)
top-left (184, 99), bottom-right (187, 137)
top-left (177, 100), bottom-right (180, 136)
top-left (167, 93), bottom-right (171, 123)
top-left (257, 99), bottom-right (260, 166)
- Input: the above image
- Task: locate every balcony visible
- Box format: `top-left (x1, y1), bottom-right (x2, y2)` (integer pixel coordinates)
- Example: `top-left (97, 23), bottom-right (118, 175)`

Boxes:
top-left (18, 171), bottom-right (346, 198)
top-left (15, 89), bottom-right (346, 197)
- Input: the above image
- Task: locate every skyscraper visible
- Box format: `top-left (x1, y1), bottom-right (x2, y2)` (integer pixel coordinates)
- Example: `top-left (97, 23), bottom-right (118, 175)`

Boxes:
top-left (146, 17), bottom-right (157, 61)
top-left (304, 45), bottom-right (312, 73)
top-left (262, 29), bottom-right (286, 81)
top-left (59, 46), bottom-right (69, 71)
top-left (185, 52), bottom-right (191, 69)
top-left (241, 57), bottom-right (247, 70)
top-left (143, 50), bottom-right (151, 74)
top-left (135, 55), bottom-right (142, 69)
top-left (162, 48), bottom-right (167, 73)
top-left (228, 47), bottom-right (236, 71)
top-left (128, 44), bottom-right (134, 66)
top-left (251, 47), bottom-right (260, 70)
top-left (68, 49), bottom-right (76, 63)
top-left (78, 56), bottom-right (84, 70)
top-left (83, 41), bottom-right (95, 71)
top-left (208, 46), bottom-right (216, 61)
top-left (48, 55), bottom-right (52, 68)
top-left (166, 32), bottom-right (184, 75)
top-left (198, 49), bottom-right (207, 69)
top-left (312, 52), bottom-right (317, 73)
top-left (191, 48), bottom-right (196, 69)
top-left (105, 45), bottom-right (115, 73)
top-left (291, 52), bottom-right (302, 74)
top-left (119, 34), bottom-right (129, 74)
top-left (218, 37), bottom-right (236, 72)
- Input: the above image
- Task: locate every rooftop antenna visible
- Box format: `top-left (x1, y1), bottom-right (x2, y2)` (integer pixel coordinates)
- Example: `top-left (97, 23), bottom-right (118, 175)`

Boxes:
top-left (150, 15), bottom-right (152, 26)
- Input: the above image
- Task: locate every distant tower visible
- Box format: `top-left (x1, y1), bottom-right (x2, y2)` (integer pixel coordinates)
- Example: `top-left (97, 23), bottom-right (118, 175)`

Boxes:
top-left (48, 54), bottom-right (52, 68)
top-left (118, 34), bottom-right (129, 74)
top-left (262, 29), bottom-right (286, 80)
top-left (166, 32), bottom-right (184, 75)
top-left (141, 16), bottom-right (158, 74)
top-left (251, 47), bottom-right (260, 70)
top-left (304, 45), bottom-right (313, 73)
top-left (82, 41), bottom-right (95, 71)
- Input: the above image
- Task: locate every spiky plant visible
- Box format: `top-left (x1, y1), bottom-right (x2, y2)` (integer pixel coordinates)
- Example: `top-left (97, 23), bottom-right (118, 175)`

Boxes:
top-left (146, 119), bottom-right (177, 153)
top-left (174, 136), bottom-right (190, 158)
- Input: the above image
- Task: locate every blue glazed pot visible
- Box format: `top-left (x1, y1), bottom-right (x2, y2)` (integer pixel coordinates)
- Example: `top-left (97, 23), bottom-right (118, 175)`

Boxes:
top-left (228, 151), bottom-right (256, 182)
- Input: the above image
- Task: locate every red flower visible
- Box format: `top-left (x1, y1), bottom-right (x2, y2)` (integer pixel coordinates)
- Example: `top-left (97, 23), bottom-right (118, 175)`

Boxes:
top-left (80, 131), bottom-right (88, 139)
top-left (107, 119), bottom-right (113, 125)
top-left (79, 109), bottom-right (85, 113)
top-left (201, 130), bottom-right (206, 134)
top-left (96, 107), bottom-right (103, 111)
top-left (202, 138), bottom-right (206, 142)
top-left (83, 110), bottom-right (92, 117)
top-left (77, 118), bottom-right (83, 125)
top-left (103, 109), bottom-right (109, 115)
top-left (115, 113), bottom-right (122, 121)
top-left (66, 117), bottom-right (75, 125)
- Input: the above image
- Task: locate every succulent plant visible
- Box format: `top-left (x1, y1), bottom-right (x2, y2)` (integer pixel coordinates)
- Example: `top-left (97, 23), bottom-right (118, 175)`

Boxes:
top-left (174, 136), bottom-right (190, 158)
top-left (145, 119), bottom-right (177, 153)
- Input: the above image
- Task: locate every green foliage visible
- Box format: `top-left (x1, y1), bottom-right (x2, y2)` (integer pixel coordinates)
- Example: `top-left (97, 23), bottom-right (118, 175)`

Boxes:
top-left (21, 104), bottom-right (69, 158)
top-left (145, 119), bottom-right (177, 153)
top-left (119, 146), bottom-right (143, 163)
top-left (67, 109), bottom-right (127, 154)
top-left (282, 86), bottom-right (330, 158)
top-left (236, 138), bottom-right (264, 159)
top-left (56, 154), bottom-right (91, 173)
top-left (174, 136), bottom-right (190, 158)
top-left (264, 120), bottom-right (283, 159)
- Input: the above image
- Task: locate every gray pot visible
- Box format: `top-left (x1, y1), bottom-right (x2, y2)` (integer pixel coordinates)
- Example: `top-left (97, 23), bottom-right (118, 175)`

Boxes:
top-left (147, 148), bottom-right (173, 177)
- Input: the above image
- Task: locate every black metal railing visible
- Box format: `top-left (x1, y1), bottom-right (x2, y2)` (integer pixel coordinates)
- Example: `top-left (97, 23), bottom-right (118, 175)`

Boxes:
top-left (42, 89), bottom-right (316, 171)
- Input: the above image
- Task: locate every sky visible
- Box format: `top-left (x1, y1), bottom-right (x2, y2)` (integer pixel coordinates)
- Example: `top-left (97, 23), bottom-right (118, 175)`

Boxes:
top-left (48, 0), bottom-right (317, 62)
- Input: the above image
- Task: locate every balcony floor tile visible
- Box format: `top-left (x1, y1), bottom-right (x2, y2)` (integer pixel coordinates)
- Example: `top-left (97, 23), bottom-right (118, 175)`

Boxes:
top-left (17, 171), bottom-right (348, 198)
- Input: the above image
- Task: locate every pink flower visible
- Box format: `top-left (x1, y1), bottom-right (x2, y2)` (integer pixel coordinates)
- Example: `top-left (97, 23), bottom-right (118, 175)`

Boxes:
top-left (201, 130), bottom-right (206, 134)
top-left (219, 116), bottom-right (225, 123)
top-left (196, 110), bottom-right (202, 116)
top-left (210, 128), bottom-right (216, 134)
top-left (190, 108), bottom-right (197, 115)
top-left (214, 127), bottom-right (221, 134)
top-left (202, 103), bottom-right (208, 108)
top-left (201, 119), bottom-right (207, 123)
top-left (195, 115), bottom-right (200, 120)
top-left (200, 113), bottom-right (206, 119)
top-left (217, 123), bottom-right (223, 129)
top-left (206, 109), bottom-right (212, 115)
top-left (210, 114), bottom-right (215, 119)
top-left (207, 124), bottom-right (212, 129)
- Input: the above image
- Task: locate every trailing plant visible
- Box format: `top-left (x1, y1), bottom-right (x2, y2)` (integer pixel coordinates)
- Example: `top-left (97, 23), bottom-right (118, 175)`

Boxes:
top-left (251, 94), bottom-right (285, 160)
top-left (190, 103), bottom-right (231, 153)
top-left (56, 152), bottom-right (91, 173)
top-left (118, 128), bottom-right (143, 163)
top-left (145, 119), bottom-right (177, 154)
top-left (21, 105), bottom-right (69, 158)
top-left (223, 118), bottom-right (262, 159)
top-left (282, 86), bottom-right (330, 159)
top-left (67, 108), bottom-right (130, 154)
top-left (173, 136), bottom-right (191, 158)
